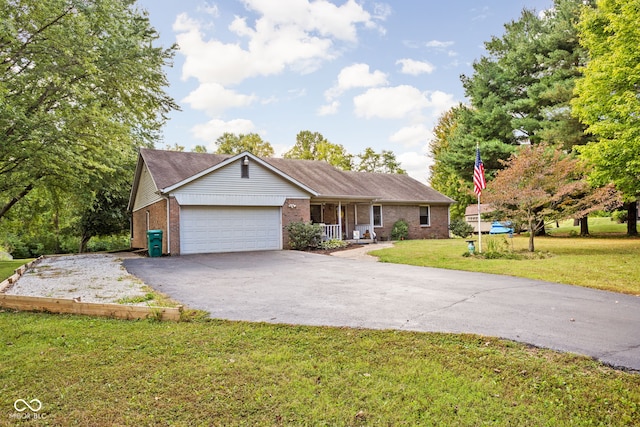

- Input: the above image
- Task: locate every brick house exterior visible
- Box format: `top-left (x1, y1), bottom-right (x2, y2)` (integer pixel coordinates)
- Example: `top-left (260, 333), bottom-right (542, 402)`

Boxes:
top-left (128, 149), bottom-right (455, 255)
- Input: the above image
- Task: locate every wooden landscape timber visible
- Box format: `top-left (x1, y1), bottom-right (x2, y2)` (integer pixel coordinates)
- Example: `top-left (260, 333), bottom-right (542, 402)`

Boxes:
top-left (0, 256), bottom-right (43, 293)
top-left (0, 294), bottom-right (182, 321)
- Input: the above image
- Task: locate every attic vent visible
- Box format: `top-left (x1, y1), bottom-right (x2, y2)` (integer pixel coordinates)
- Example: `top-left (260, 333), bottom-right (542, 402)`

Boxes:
top-left (241, 156), bottom-right (249, 178)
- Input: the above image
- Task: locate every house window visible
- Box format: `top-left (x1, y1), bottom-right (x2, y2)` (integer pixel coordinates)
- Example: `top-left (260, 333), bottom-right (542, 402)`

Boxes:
top-left (241, 156), bottom-right (249, 178)
top-left (310, 204), bottom-right (323, 223)
top-left (420, 206), bottom-right (430, 227)
top-left (373, 205), bottom-right (382, 227)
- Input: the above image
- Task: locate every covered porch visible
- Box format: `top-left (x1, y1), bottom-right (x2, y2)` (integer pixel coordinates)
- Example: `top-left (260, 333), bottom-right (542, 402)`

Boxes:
top-left (310, 199), bottom-right (379, 243)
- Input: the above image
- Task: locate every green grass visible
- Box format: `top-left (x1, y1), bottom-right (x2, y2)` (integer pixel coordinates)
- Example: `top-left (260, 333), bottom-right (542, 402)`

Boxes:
top-left (0, 259), bottom-right (33, 282)
top-left (547, 217), bottom-right (629, 236)
top-left (371, 221), bottom-right (640, 295)
top-left (1, 312), bottom-right (638, 425)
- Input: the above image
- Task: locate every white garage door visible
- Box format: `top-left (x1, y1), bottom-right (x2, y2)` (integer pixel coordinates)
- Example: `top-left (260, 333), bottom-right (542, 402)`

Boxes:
top-left (180, 206), bottom-right (281, 254)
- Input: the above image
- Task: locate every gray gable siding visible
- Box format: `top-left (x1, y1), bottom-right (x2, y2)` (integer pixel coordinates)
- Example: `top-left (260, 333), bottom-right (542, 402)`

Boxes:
top-left (171, 158), bottom-right (311, 199)
top-left (133, 163), bottom-right (162, 211)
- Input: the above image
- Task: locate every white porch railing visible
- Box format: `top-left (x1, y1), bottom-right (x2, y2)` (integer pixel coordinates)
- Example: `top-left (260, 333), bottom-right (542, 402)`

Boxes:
top-left (321, 224), bottom-right (341, 241)
top-left (354, 224), bottom-right (375, 239)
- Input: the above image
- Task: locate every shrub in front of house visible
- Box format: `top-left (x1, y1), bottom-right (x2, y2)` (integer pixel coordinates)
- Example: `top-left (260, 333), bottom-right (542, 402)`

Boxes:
top-left (449, 218), bottom-right (475, 239)
top-left (285, 221), bottom-right (322, 250)
top-left (391, 219), bottom-right (409, 240)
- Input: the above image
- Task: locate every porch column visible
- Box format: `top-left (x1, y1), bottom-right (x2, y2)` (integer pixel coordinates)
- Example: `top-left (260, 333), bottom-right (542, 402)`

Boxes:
top-left (338, 201), bottom-right (342, 240)
top-left (369, 203), bottom-right (374, 231)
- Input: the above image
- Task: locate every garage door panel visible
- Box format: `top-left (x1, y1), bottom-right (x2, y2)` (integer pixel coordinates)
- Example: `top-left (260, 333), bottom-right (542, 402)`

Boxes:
top-left (181, 206), bottom-right (281, 254)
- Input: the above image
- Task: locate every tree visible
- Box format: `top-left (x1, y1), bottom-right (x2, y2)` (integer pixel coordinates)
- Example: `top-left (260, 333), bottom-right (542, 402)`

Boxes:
top-left (0, 0), bottom-right (177, 221)
top-left (356, 147), bottom-right (406, 174)
top-left (484, 144), bottom-right (620, 251)
top-left (428, 105), bottom-right (516, 218)
top-left (572, 0), bottom-right (640, 236)
top-left (284, 131), bottom-right (353, 170)
top-left (461, 0), bottom-right (593, 148)
top-left (165, 143), bottom-right (185, 152)
top-left (440, 1), bottom-right (595, 228)
top-left (193, 145), bottom-right (208, 153)
top-left (215, 132), bottom-right (275, 157)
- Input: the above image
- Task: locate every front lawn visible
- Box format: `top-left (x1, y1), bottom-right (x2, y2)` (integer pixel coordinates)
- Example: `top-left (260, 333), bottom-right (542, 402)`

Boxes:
top-left (1, 312), bottom-right (638, 425)
top-left (371, 235), bottom-right (640, 295)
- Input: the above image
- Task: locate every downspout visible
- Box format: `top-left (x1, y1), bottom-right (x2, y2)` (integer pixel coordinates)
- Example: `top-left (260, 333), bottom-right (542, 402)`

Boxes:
top-left (165, 195), bottom-right (171, 255)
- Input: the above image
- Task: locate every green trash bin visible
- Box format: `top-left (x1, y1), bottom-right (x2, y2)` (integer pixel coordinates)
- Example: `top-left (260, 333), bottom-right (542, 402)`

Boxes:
top-left (147, 230), bottom-right (163, 257)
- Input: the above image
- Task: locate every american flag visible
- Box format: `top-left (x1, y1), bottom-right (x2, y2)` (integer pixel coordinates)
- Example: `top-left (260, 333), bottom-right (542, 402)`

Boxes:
top-left (473, 147), bottom-right (486, 196)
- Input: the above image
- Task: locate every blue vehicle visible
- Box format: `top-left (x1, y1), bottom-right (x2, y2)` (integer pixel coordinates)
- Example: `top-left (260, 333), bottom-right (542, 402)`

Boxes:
top-left (489, 221), bottom-right (514, 235)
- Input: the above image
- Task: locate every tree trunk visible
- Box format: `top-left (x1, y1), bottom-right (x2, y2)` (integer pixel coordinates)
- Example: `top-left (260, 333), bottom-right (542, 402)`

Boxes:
top-left (579, 216), bottom-right (589, 236)
top-left (628, 201), bottom-right (638, 236)
top-left (79, 233), bottom-right (91, 254)
top-left (528, 219), bottom-right (535, 252)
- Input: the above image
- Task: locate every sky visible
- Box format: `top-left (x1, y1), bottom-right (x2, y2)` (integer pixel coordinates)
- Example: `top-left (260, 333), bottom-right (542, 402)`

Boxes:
top-left (135, 0), bottom-right (554, 183)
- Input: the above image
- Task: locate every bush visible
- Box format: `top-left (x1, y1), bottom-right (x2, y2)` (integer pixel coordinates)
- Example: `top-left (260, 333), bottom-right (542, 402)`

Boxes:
top-left (285, 221), bottom-right (322, 250)
top-left (318, 239), bottom-right (348, 250)
top-left (391, 219), bottom-right (409, 241)
top-left (86, 234), bottom-right (130, 252)
top-left (449, 218), bottom-right (474, 239)
top-left (612, 210), bottom-right (628, 223)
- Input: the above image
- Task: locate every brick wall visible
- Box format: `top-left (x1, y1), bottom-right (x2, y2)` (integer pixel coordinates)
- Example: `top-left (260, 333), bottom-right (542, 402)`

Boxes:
top-left (131, 199), bottom-right (168, 253)
top-left (375, 204), bottom-right (450, 240)
top-left (282, 198), bottom-right (311, 249)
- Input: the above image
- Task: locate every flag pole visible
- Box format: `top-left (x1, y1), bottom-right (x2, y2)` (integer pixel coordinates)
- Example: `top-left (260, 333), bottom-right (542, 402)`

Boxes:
top-left (477, 193), bottom-right (482, 253)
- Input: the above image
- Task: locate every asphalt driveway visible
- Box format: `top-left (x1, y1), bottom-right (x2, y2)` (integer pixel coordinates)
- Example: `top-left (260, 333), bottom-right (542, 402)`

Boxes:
top-left (123, 250), bottom-right (640, 371)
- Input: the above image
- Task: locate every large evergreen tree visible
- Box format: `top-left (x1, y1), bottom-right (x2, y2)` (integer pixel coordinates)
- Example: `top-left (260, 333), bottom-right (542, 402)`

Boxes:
top-left (430, 0), bottom-right (596, 225)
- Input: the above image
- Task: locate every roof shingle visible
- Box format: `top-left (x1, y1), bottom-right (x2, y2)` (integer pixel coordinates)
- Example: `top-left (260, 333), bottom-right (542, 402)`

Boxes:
top-left (139, 148), bottom-right (454, 204)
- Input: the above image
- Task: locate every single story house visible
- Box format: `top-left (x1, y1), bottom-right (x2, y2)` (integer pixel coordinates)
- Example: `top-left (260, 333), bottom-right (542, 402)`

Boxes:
top-left (128, 148), bottom-right (455, 255)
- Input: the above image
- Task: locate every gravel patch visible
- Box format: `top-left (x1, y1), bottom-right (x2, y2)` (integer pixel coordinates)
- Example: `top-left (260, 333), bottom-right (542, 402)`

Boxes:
top-left (5, 253), bottom-right (149, 304)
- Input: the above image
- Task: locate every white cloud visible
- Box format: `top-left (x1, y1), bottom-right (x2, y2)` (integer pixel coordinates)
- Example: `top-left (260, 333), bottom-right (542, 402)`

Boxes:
top-left (396, 58), bottom-right (435, 76)
top-left (182, 83), bottom-right (257, 115)
top-left (174, 1), bottom-right (379, 86)
top-left (425, 40), bottom-right (454, 48)
top-left (191, 118), bottom-right (255, 145)
top-left (389, 124), bottom-right (433, 148)
top-left (325, 63), bottom-right (388, 100)
top-left (398, 148), bottom-right (430, 183)
top-left (353, 85), bottom-right (430, 120)
top-left (317, 101), bottom-right (340, 116)
top-left (426, 90), bottom-right (457, 118)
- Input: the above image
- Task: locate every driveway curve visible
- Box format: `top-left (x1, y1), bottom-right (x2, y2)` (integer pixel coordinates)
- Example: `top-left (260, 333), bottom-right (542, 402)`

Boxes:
top-left (123, 250), bottom-right (640, 371)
